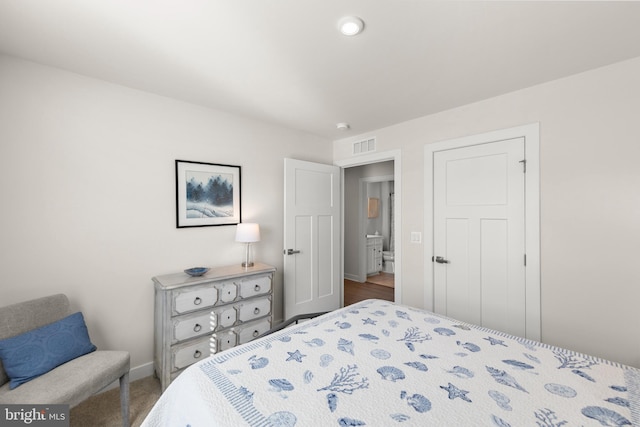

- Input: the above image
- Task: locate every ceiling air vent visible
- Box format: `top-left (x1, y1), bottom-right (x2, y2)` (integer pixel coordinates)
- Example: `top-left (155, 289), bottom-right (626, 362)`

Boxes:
top-left (353, 137), bottom-right (376, 155)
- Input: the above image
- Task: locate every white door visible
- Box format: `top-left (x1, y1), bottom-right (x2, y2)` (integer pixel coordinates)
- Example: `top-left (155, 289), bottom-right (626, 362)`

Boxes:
top-left (284, 158), bottom-right (341, 319)
top-left (433, 138), bottom-right (526, 336)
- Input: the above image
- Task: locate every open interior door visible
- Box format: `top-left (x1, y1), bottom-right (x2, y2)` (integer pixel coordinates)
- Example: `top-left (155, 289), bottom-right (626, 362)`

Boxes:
top-left (284, 158), bottom-right (341, 319)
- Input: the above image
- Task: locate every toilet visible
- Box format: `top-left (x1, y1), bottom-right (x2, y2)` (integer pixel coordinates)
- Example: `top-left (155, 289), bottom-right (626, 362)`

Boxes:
top-left (382, 251), bottom-right (395, 273)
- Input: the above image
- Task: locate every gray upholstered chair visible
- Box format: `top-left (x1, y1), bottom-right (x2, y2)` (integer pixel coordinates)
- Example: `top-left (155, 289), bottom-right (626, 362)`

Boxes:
top-left (0, 294), bottom-right (130, 427)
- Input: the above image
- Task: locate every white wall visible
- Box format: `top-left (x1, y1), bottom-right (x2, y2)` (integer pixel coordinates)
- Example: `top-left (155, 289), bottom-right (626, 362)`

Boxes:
top-left (0, 55), bottom-right (333, 374)
top-left (334, 56), bottom-right (640, 368)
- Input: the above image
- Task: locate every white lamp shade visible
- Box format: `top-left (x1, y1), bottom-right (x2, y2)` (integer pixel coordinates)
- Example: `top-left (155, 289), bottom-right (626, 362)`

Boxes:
top-left (235, 223), bottom-right (260, 243)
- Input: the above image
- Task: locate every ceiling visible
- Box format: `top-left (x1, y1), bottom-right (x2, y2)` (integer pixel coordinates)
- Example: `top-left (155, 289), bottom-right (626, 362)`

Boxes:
top-left (2, 1), bottom-right (640, 140)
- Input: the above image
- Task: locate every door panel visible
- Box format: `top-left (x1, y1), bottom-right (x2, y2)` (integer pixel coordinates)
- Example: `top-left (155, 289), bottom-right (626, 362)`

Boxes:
top-left (443, 218), bottom-right (471, 323)
top-left (284, 159), bottom-right (341, 319)
top-left (293, 216), bottom-right (312, 304)
top-left (433, 138), bottom-right (525, 336)
top-left (295, 169), bottom-right (333, 208)
top-left (446, 153), bottom-right (508, 206)
top-left (317, 215), bottom-right (334, 297)
top-left (480, 219), bottom-right (508, 329)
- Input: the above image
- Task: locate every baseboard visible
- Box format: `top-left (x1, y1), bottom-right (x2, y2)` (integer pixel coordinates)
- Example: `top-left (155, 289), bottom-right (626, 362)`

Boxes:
top-left (101, 361), bottom-right (155, 392)
top-left (344, 273), bottom-right (361, 282)
top-left (130, 361), bottom-right (155, 382)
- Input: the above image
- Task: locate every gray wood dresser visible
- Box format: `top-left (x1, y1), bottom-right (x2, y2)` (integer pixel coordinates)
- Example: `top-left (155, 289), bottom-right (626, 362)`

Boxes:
top-left (153, 262), bottom-right (276, 391)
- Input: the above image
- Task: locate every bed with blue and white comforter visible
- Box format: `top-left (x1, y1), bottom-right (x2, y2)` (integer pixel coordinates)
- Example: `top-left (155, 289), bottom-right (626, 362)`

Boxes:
top-left (142, 299), bottom-right (640, 426)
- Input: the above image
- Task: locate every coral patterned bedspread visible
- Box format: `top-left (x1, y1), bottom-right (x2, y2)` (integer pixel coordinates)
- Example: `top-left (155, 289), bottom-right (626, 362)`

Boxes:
top-left (142, 299), bottom-right (639, 426)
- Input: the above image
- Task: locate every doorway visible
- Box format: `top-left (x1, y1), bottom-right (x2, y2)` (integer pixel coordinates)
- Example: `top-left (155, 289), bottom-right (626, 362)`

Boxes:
top-left (344, 167), bottom-right (394, 283)
top-left (344, 167), bottom-right (395, 306)
top-left (336, 150), bottom-right (402, 306)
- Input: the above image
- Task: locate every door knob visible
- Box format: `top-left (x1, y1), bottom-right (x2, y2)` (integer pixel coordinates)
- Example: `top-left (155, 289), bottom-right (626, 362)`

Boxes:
top-left (434, 256), bottom-right (450, 264)
top-left (286, 249), bottom-right (301, 255)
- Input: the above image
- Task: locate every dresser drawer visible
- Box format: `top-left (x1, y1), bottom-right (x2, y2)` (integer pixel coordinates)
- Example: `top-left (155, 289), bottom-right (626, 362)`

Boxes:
top-left (237, 275), bottom-right (271, 299)
top-left (217, 281), bottom-right (237, 303)
top-left (173, 311), bottom-right (214, 343)
top-left (237, 297), bottom-right (271, 322)
top-left (212, 330), bottom-right (237, 353)
top-left (172, 336), bottom-right (212, 371)
top-left (173, 286), bottom-right (218, 314)
top-left (212, 305), bottom-right (237, 330)
top-left (236, 318), bottom-right (271, 345)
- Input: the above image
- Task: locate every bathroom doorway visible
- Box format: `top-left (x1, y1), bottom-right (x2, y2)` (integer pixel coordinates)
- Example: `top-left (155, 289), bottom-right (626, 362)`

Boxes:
top-left (343, 161), bottom-right (396, 301)
top-left (362, 177), bottom-right (395, 283)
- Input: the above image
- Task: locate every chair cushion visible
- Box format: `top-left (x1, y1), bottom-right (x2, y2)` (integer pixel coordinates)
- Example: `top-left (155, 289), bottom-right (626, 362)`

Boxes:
top-left (0, 350), bottom-right (130, 407)
top-left (0, 312), bottom-right (96, 389)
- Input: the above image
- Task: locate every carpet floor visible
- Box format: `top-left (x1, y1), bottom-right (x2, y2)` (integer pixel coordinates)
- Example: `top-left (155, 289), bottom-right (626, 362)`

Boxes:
top-left (70, 375), bottom-right (161, 427)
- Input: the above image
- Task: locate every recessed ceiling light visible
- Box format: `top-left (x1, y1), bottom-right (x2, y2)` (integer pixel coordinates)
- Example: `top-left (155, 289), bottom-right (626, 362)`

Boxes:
top-left (338, 16), bottom-right (364, 36)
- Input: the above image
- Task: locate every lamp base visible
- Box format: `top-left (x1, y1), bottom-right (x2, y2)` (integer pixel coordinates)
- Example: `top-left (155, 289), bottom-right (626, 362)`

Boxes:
top-left (242, 242), bottom-right (255, 268)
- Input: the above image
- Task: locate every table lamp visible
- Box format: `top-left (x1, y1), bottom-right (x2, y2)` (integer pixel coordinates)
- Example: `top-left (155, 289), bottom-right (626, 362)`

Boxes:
top-left (235, 223), bottom-right (260, 267)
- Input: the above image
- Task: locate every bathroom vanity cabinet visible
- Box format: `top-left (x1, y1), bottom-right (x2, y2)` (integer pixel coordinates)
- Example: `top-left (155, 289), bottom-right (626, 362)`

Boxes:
top-left (366, 236), bottom-right (383, 275)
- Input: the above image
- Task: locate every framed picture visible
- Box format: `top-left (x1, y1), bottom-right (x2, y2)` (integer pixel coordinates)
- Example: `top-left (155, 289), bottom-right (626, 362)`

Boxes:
top-left (175, 160), bottom-right (241, 228)
top-left (368, 197), bottom-right (379, 218)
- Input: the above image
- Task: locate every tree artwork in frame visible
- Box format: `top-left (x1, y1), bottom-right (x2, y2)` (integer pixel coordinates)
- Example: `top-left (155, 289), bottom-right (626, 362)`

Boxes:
top-left (175, 160), bottom-right (241, 227)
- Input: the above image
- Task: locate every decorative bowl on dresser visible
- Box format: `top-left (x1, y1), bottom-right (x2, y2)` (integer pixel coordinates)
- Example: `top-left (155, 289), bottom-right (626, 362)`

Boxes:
top-left (153, 262), bottom-right (276, 391)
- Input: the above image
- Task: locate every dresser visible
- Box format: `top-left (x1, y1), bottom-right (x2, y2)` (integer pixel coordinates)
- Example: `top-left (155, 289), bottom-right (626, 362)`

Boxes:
top-left (366, 236), bottom-right (383, 275)
top-left (153, 263), bottom-right (276, 391)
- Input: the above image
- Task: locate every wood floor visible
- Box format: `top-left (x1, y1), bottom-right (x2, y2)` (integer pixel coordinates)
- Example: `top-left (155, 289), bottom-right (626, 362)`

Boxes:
top-left (364, 272), bottom-right (395, 288)
top-left (344, 278), bottom-right (394, 306)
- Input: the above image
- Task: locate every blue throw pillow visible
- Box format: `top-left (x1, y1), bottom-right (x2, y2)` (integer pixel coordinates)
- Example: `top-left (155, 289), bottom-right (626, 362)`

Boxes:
top-left (0, 312), bottom-right (97, 389)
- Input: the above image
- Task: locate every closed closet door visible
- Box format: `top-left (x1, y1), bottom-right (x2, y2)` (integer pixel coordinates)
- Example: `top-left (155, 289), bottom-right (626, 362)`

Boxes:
top-left (432, 138), bottom-right (526, 337)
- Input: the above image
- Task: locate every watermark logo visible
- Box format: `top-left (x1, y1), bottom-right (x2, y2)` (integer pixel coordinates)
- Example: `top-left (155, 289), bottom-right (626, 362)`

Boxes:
top-left (0, 405), bottom-right (68, 427)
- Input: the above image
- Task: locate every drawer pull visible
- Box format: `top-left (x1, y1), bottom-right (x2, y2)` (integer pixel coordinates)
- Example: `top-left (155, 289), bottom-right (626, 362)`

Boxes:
top-left (193, 350), bottom-right (202, 359)
top-left (193, 297), bottom-right (202, 305)
top-left (253, 330), bottom-right (259, 338)
top-left (253, 307), bottom-right (260, 315)
top-left (254, 284), bottom-right (261, 292)
top-left (193, 324), bottom-right (202, 333)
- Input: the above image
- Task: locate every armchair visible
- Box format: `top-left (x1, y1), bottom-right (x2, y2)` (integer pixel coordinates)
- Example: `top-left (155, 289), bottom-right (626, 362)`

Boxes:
top-left (0, 294), bottom-right (130, 427)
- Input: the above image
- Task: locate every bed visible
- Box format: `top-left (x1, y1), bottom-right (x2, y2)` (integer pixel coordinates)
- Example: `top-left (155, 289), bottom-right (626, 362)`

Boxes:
top-left (142, 299), bottom-right (639, 426)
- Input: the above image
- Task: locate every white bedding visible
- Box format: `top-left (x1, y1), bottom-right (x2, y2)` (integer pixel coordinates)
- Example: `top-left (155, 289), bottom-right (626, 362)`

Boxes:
top-left (142, 299), bottom-right (640, 426)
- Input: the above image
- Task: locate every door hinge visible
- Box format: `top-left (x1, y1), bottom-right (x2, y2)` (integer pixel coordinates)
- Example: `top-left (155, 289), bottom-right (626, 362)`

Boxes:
top-left (524, 254), bottom-right (527, 266)
top-left (519, 159), bottom-right (527, 173)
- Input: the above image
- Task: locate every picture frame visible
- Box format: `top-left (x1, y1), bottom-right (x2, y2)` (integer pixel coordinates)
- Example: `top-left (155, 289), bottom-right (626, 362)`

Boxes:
top-left (175, 160), bottom-right (241, 228)
top-left (368, 197), bottom-right (379, 218)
